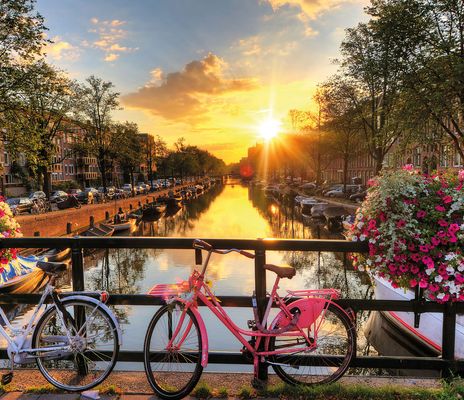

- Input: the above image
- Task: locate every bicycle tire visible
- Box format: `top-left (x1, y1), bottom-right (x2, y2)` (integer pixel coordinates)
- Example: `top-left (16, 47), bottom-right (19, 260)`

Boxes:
top-left (32, 298), bottom-right (119, 391)
top-left (144, 303), bottom-right (203, 400)
top-left (269, 304), bottom-right (355, 386)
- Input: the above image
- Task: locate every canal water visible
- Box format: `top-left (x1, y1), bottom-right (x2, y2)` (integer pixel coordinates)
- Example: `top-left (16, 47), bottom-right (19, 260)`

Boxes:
top-left (3, 181), bottom-right (374, 372)
top-left (83, 180), bottom-right (373, 371)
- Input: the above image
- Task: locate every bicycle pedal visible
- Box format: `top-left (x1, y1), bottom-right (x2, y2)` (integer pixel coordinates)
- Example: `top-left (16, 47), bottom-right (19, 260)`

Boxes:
top-left (1, 372), bottom-right (13, 385)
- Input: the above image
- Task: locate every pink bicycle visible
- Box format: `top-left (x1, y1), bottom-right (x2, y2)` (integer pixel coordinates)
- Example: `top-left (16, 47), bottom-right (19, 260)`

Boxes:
top-left (144, 239), bottom-right (356, 399)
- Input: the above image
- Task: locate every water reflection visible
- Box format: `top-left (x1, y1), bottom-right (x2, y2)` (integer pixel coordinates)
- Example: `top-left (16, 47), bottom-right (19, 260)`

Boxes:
top-left (76, 181), bottom-right (375, 369)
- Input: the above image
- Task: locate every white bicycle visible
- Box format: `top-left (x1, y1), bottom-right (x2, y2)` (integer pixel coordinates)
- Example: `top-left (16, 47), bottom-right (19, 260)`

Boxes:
top-left (0, 260), bottom-right (121, 391)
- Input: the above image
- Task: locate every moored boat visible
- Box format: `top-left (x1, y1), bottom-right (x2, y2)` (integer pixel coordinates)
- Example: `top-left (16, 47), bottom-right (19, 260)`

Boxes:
top-left (104, 218), bottom-right (135, 232)
top-left (310, 203), bottom-right (328, 219)
top-left (323, 206), bottom-right (349, 230)
top-left (0, 256), bottom-right (49, 294)
top-left (367, 275), bottom-right (464, 359)
top-left (80, 223), bottom-right (114, 237)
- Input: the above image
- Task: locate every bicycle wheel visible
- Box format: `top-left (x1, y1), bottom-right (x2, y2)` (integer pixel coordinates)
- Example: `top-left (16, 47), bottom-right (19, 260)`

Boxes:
top-left (32, 299), bottom-right (119, 391)
top-left (144, 303), bottom-right (203, 400)
top-left (269, 304), bottom-right (355, 385)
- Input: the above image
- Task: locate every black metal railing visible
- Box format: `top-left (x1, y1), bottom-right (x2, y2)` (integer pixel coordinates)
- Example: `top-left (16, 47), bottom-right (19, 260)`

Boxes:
top-left (0, 237), bottom-right (462, 379)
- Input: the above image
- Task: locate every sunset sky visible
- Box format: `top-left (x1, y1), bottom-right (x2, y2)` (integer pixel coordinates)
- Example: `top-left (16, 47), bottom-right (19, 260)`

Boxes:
top-left (38, 0), bottom-right (368, 164)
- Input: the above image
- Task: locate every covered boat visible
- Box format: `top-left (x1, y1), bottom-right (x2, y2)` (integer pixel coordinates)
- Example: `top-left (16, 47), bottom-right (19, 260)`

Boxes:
top-left (366, 275), bottom-right (464, 359)
top-left (0, 256), bottom-right (48, 293)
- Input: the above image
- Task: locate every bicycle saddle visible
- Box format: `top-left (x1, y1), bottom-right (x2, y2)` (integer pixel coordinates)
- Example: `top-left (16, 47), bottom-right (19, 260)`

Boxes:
top-left (263, 264), bottom-right (296, 279)
top-left (36, 261), bottom-right (67, 275)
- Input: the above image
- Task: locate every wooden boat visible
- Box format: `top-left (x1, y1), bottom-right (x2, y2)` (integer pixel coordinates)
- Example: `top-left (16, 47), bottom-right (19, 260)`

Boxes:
top-left (323, 206), bottom-right (349, 230)
top-left (0, 256), bottom-right (49, 294)
top-left (310, 203), bottom-right (329, 219)
top-left (167, 195), bottom-right (183, 208)
top-left (367, 275), bottom-right (464, 359)
top-left (104, 218), bottom-right (135, 232)
top-left (36, 247), bottom-right (71, 262)
top-left (80, 223), bottom-right (114, 237)
top-left (142, 203), bottom-right (167, 218)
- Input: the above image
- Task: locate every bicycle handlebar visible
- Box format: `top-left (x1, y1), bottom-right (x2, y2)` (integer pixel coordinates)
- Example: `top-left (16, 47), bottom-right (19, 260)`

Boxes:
top-left (192, 239), bottom-right (255, 259)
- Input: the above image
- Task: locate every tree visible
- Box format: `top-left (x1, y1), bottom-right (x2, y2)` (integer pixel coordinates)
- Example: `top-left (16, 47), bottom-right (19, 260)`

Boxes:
top-left (74, 76), bottom-right (120, 191)
top-left (0, 0), bottom-right (48, 113)
top-left (115, 122), bottom-right (141, 189)
top-left (317, 77), bottom-right (363, 192)
top-left (2, 61), bottom-right (78, 196)
top-left (374, 0), bottom-right (464, 159)
top-left (142, 134), bottom-right (166, 187)
top-left (338, 10), bottom-right (407, 173)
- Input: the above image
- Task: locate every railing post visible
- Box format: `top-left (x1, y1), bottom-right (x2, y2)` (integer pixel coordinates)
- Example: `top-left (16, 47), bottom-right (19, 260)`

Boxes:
top-left (254, 239), bottom-right (268, 382)
top-left (71, 238), bottom-right (84, 292)
top-left (442, 302), bottom-right (456, 378)
top-left (71, 237), bottom-right (87, 374)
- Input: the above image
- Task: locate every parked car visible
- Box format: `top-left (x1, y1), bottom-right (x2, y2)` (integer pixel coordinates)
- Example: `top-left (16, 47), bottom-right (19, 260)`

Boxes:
top-left (324, 188), bottom-right (346, 198)
top-left (6, 197), bottom-right (34, 215)
top-left (68, 188), bottom-right (83, 197)
top-left (28, 191), bottom-right (46, 200)
top-left (49, 190), bottom-right (68, 203)
top-left (136, 184), bottom-right (147, 195)
top-left (350, 190), bottom-right (367, 203)
top-left (150, 183), bottom-right (160, 191)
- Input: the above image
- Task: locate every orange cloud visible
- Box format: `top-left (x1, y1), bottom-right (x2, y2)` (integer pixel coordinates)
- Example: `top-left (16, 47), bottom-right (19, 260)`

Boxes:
top-left (122, 53), bottom-right (259, 122)
top-left (267, 0), bottom-right (365, 19)
top-left (44, 36), bottom-right (79, 61)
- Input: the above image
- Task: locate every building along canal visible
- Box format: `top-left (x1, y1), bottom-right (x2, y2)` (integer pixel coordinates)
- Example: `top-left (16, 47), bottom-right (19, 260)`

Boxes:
top-left (5, 180), bottom-right (380, 373)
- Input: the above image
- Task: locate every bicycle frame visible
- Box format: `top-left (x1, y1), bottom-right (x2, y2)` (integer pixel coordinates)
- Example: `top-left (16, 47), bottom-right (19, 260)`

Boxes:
top-left (0, 283), bottom-right (71, 358)
top-left (151, 249), bottom-right (348, 374)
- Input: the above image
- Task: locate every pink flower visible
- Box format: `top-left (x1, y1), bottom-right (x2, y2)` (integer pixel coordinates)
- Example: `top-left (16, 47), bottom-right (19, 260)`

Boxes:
top-left (419, 245), bottom-right (429, 253)
top-left (435, 205), bottom-right (446, 212)
top-left (416, 210), bottom-right (427, 218)
top-left (442, 195), bottom-right (453, 204)
top-left (431, 237), bottom-right (441, 246)
top-left (368, 219), bottom-right (377, 229)
top-left (410, 253), bottom-right (421, 262)
top-left (409, 279), bottom-right (418, 288)
top-left (449, 235), bottom-right (457, 243)
top-left (459, 169), bottom-right (464, 181)
top-left (379, 212), bottom-right (387, 222)
top-left (419, 280), bottom-right (428, 288)
top-left (449, 223), bottom-right (460, 233)
top-left (422, 256), bottom-right (434, 267)
top-left (402, 164), bottom-right (414, 171)
top-left (437, 230), bottom-right (447, 238)
top-left (396, 219), bottom-right (406, 228)
top-left (410, 265), bottom-right (419, 274)
top-left (408, 243), bottom-right (416, 251)
top-left (438, 219), bottom-right (448, 227)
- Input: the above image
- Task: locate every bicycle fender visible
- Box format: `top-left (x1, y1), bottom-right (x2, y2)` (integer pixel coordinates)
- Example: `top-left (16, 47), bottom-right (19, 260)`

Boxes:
top-left (62, 295), bottom-right (123, 345)
top-left (190, 307), bottom-right (209, 367)
top-left (274, 298), bottom-right (327, 330)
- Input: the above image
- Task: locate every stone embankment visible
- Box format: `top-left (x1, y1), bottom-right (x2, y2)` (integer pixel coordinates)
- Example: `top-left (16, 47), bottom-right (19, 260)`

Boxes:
top-left (16, 184), bottom-right (194, 237)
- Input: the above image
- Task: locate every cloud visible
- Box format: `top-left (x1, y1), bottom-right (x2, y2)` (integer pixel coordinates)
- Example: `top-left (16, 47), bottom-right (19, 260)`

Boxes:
top-left (266, 0), bottom-right (364, 20)
top-left (44, 36), bottom-right (79, 61)
top-left (88, 17), bottom-right (137, 62)
top-left (234, 34), bottom-right (298, 57)
top-left (104, 53), bottom-right (119, 62)
top-left (122, 53), bottom-right (259, 123)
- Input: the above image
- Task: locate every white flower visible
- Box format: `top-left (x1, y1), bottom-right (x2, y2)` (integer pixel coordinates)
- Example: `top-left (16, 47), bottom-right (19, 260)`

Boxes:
top-left (445, 253), bottom-right (457, 261)
top-left (351, 236), bottom-right (358, 242)
top-left (435, 275), bottom-right (443, 283)
top-left (359, 234), bottom-right (366, 241)
top-left (426, 268), bottom-right (435, 276)
top-left (357, 265), bottom-right (365, 271)
top-left (446, 266), bottom-right (455, 275)
top-left (366, 259), bottom-right (373, 266)
top-left (357, 222), bottom-right (364, 229)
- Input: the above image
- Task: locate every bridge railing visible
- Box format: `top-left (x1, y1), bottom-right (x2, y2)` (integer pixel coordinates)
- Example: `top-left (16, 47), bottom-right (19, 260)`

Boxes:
top-left (0, 237), bottom-right (462, 379)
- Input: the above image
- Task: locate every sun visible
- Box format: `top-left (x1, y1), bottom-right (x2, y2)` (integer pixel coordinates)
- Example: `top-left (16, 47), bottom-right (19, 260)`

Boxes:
top-left (258, 118), bottom-right (281, 141)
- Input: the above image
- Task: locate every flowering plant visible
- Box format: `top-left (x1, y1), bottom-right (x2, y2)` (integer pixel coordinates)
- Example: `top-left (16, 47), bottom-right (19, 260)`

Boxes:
top-left (0, 197), bottom-right (21, 267)
top-left (346, 166), bottom-right (464, 302)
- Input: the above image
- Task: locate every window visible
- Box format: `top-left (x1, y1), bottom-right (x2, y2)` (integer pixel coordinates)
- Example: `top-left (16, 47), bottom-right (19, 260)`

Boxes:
top-left (440, 145), bottom-right (450, 167)
top-left (454, 150), bottom-right (463, 167)
top-left (413, 147), bottom-right (421, 167)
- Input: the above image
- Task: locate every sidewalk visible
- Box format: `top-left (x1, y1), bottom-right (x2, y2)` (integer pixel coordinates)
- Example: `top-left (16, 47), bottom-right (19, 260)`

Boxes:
top-left (0, 371), bottom-right (445, 399)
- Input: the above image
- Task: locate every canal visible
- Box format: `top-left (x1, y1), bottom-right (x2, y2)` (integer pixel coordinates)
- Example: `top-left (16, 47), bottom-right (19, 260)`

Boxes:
top-left (4, 180), bottom-right (375, 372)
top-left (83, 180), bottom-right (373, 371)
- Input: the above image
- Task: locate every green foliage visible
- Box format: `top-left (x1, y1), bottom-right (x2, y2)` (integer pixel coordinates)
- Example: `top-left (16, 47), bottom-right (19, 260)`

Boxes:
top-left (216, 386), bottom-right (229, 398)
top-left (238, 386), bottom-right (254, 399)
top-left (192, 381), bottom-right (213, 399)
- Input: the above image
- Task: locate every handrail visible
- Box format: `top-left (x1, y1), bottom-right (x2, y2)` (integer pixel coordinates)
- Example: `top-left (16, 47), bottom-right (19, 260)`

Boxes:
top-left (0, 236), bottom-right (461, 379)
